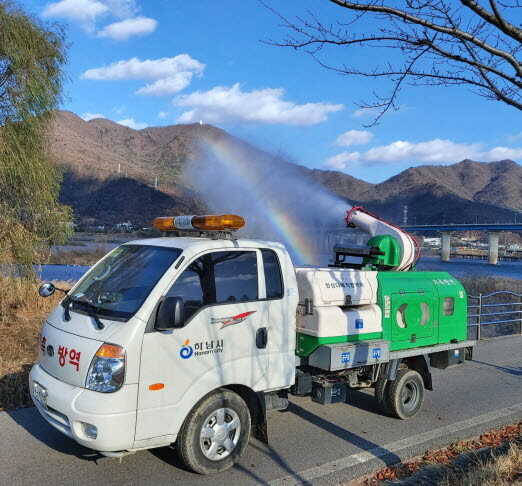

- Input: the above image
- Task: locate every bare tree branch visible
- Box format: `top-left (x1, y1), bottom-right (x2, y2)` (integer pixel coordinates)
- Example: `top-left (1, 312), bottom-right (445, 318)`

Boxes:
top-left (265, 0), bottom-right (522, 124)
top-left (460, 0), bottom-right (522, 43)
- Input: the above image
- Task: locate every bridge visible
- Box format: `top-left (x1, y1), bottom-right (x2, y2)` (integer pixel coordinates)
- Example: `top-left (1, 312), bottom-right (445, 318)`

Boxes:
top-left (403, 223), bottom-right (522, 265)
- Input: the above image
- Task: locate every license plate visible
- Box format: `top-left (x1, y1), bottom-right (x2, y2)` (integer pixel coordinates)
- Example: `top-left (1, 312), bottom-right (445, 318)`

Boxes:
top-left (32, 380), bottom-right (48, 408)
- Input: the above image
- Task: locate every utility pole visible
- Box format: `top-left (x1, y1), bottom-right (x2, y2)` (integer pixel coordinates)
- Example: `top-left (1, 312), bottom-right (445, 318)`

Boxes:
top-left (117, 163), bottom-right (121, 174)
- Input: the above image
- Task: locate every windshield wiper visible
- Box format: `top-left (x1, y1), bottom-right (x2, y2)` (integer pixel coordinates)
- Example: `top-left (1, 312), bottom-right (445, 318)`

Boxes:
top-left (69, 298), bottom-right (105, 330)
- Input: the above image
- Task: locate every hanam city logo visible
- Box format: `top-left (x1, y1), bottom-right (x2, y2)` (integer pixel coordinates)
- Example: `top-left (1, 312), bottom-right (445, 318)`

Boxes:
top-left (179, 339), bottom-right (194, 359)
top-left (211, 311), bottom-right (257, 330)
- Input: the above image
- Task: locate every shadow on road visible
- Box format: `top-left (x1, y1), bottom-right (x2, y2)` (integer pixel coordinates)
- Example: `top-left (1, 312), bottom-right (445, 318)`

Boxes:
top-left (286, 401), bottom-right (402, 468)
top-left (6, 407), bottom-right (104, 463)
top-left (471, 359), bottom-right (522, 376)
top-left (150, 432), bottom-right (311, 484)
top-left (148, 444), bottom-right (192, 473)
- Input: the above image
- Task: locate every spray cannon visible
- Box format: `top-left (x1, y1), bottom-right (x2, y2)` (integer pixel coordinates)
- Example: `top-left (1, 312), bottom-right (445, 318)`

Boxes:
top-left (334, 206), bottom-right (420, 271)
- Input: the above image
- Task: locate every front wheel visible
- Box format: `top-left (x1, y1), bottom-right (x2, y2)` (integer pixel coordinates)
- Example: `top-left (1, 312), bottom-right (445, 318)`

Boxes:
top-left (177, 389), bottom-right (251, 474)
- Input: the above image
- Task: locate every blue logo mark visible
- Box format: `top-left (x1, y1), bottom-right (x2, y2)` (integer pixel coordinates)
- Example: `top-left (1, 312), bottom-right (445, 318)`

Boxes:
top-left (341, 352), bottom-right (351, 363)
top-left (180, 340), bottom-right (194, 359)
top-left (372, 348), bottom-right (381, 358)
top-left (355, 319), bottom-right (364, 329)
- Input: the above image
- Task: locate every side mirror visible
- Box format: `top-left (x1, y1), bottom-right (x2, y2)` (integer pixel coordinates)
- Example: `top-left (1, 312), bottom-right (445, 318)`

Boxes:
top-left (155, 296), bottom-right (185, 331)
top-left (39, 283), bottom-right (56, 298)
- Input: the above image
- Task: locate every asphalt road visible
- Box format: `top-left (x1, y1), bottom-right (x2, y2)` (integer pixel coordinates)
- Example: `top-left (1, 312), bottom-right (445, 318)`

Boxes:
top-left (1, 335), bottom-right (521, 486)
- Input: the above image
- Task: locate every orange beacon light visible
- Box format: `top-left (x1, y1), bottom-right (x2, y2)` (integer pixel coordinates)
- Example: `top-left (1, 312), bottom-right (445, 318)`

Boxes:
top-left (153, 214), bottom-right (245, 232)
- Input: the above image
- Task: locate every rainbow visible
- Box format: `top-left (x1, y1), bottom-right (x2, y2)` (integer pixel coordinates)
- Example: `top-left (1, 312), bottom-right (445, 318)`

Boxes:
top-left (195, 135), bottom-right (319, 265)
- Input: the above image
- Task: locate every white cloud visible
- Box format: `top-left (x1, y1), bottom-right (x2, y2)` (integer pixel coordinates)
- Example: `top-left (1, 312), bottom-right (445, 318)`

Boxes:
top-left (81, 112), bottom-right (105, 121)
top-left (42, 0), bottom-right (108, 30)
top-left (324, 152), bottom-right (361, 170)
top-left (117, 118), bottom-right (148, 129)
top-left (82, 55), bottom-right (204, 95)
top-left (353, 107), bottom-right (379, 118)
top-left (83, 55), bottom-right (204, 80)
top-left (103, 0), bottom-right (138, 18)
top-left (325, 139), bottom-right (522, 169)
top-left (136, 72), bottom-right (193, 95)
top-left (97, 16), bottom-right (157, 40)
top-left (157, 111), bottom-right (168, 119)
top-left (174, 83), bottom-right (343, 126)
top-left (336, 130), bottom-right (373, 147)
top-left (43, 0), bottom-right (149, 37)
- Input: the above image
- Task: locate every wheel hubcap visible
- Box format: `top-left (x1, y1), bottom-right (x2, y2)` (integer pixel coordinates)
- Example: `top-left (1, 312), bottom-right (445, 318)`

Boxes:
top-left (401, 381), bottom-right (419, 412)
top-left (199, 407), bottom-right (241, 461)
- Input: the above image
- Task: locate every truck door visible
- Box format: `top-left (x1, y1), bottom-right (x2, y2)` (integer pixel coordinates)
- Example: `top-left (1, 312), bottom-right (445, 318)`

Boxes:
top-left (136, 249), bottom-right (269, 442)
top-left (391, 292), bottom-right (435, 344)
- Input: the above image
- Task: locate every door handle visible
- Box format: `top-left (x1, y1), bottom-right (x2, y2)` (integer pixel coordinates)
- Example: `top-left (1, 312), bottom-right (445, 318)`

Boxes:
top-left (256, 327), bottom-right (268, 349)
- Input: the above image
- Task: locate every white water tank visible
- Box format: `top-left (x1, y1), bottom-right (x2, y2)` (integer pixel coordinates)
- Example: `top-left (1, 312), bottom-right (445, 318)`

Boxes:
top-left (297, 304), bottom-right (382, 338)
top-left (295, 267), bottom-right (378, 306)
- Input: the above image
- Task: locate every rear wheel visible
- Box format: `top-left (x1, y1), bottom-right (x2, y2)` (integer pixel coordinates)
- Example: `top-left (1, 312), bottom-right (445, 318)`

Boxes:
top-left (387, 369), bottom-right (424, 419)
top-left (374, 378), bottom-right (391, 415)
top-left (177, 389), bottom-right (251, 474)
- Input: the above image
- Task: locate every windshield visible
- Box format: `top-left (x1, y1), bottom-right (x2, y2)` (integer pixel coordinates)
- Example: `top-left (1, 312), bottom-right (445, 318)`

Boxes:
top-left (69, 245), bottom-right (182, 320)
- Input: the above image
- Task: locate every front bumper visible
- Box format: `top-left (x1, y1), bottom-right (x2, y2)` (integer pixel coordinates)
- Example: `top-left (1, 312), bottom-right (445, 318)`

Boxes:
top-left (29, 362), bottom-right (137, 452)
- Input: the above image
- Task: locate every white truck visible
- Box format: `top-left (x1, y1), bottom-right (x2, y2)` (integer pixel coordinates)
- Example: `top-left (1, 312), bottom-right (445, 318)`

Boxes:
top-left (31, 211), bottom-right (474, 474)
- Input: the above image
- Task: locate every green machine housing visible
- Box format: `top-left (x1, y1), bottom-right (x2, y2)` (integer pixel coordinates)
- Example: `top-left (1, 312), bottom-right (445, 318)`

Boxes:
top-left (295, 234), bottom-right (468, 356)
top-left (376, 271), bottom-right (468, 351)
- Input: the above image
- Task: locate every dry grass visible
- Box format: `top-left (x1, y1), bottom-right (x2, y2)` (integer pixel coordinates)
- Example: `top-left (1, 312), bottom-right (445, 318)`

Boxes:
top-left (459, 276), bottom-right (522, 296)
top-left (352, 423), bottom-right (522, 486)
top-left (0, 277), bottom-right (68, 411)
top-left (0, 277), bottom-right (66, 324)
top-left (45, 244), bottom-right (110, 265)
top-left (447, 442), bottom-right (522, 486)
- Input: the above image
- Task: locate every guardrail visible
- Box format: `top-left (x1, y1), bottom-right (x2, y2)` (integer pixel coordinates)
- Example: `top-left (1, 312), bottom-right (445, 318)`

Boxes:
top-left (468, 291), bottom-right (522, 340)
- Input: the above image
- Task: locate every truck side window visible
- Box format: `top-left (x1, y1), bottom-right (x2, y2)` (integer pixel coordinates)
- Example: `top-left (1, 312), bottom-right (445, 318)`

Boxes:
top-left (443, 297), bottom-right (455, 316)
top-left (167, 251), bottom-right (258, 322)
top-left (261, 249), bottom-right (283, 299)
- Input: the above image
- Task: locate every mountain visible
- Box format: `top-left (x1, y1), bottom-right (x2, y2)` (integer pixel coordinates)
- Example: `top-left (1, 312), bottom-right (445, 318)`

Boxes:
top-left (357, 159), bottom-right (521, 224)
top-left (49, 111), bottom-right (521, 227)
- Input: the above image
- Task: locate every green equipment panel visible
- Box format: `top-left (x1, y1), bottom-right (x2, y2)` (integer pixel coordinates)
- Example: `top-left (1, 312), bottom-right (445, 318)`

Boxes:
top-left (391, 292), bottom-right (435, 343)
top-left (377, 271), bottom-right (467, 352)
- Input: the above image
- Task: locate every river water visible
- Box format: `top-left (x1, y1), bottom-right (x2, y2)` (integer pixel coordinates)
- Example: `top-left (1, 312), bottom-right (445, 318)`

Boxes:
top-left (37, 254), bottom-right (521, 283)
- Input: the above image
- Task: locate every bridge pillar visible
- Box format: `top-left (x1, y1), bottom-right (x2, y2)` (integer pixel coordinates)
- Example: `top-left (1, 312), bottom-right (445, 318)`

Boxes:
top-left (487, 232), bottom-right (500, 265)
top-left (440, 231), bottom-right (453, 262)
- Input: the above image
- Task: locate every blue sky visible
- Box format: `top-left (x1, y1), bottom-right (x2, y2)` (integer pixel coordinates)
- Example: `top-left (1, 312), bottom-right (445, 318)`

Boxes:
top-left (20, 0), bottom-right (522, 183)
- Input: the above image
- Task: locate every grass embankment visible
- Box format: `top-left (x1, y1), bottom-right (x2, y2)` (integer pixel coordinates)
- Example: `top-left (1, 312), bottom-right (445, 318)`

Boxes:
top-left (354, 422), bottom-right (521, 486)
top-left (43, 245), bottom-right (109, 266)
top-left (459, 276), bottom-right (522, 296)
top-left (0, 278), bottom-right (67, 411)
top-left (0, 275), bottom-right (520, 411)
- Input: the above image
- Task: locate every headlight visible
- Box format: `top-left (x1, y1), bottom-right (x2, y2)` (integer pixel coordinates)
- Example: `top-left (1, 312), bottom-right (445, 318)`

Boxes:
top-left (86, 344), bottom-right (125, 393)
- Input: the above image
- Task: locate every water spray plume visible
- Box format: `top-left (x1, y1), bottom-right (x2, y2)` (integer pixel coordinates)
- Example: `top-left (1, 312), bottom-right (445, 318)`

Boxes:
top-left (185, 133), bottom-right (352, 265)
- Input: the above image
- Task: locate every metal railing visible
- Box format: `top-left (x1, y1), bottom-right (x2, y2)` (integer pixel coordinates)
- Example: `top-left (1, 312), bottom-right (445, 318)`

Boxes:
top-left (468, 291), bottom-right (522, 340)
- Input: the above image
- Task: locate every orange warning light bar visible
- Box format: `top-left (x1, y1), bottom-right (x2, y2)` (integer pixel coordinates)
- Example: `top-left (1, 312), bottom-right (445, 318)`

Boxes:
top-left (153, 214), bottom-right (245, 232)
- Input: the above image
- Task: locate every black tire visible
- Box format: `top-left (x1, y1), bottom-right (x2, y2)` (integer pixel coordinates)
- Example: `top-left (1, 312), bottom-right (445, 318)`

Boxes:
top-left (387, 369), bottom-right (424, 420)
top-left (177, 389), bottom-right (251, 475)
top-left (374, 378), bottom-right (392, 415)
